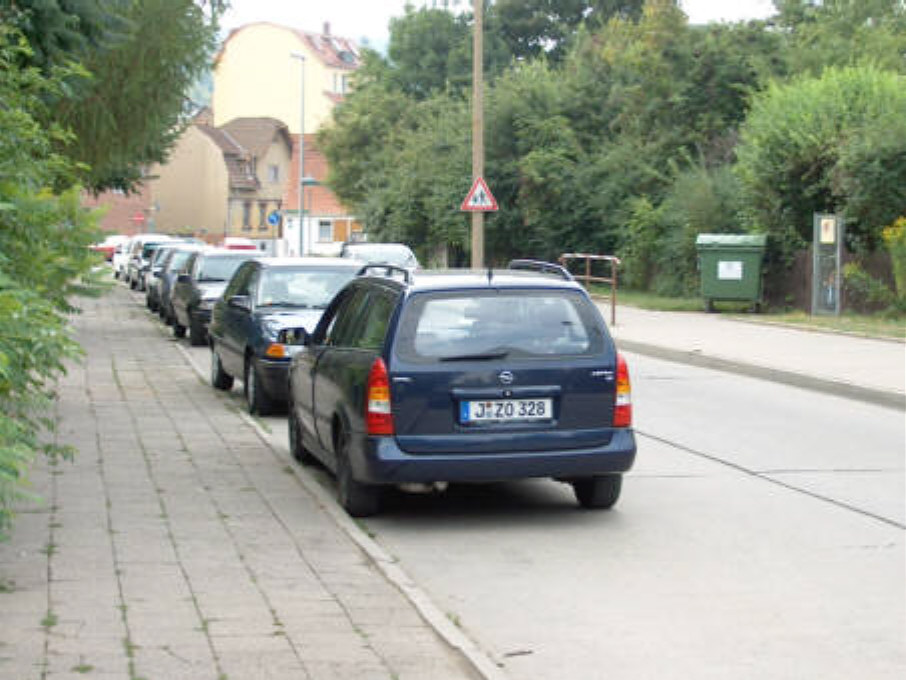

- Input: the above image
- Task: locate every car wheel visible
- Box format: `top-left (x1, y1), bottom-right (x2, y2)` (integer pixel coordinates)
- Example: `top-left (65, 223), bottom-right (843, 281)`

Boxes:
top-left (572, 474), bottom-right (622, 509)
top-left (335, 423), bottom-right (380, 517)
top-left (173, 321), bottom-right (186, 338)
top-left (288, 402), bottom-right (316, 465)
top-left (210, 348), bottom-right (234, 391)
top-left (189, 316), bottom-right (206, 346)
top-left (244, 358), bottom-right (274, 416)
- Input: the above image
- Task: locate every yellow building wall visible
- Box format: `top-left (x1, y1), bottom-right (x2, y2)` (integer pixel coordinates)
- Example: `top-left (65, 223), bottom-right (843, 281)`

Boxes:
top-left (148, 126), bottom-right (228, 237)
top-left (213, 23), bottom-right (344, 134)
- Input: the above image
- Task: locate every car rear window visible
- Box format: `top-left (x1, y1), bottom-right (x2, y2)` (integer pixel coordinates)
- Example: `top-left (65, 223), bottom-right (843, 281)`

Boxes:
top-left (342, 244), bottom-right (418, 268)
top-left (394, 289), bottom-right (606, 361)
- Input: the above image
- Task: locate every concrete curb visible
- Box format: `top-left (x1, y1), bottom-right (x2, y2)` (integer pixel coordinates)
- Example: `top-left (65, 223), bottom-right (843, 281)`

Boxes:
top-left (617, 338), bottom-right (905, 412)
top-left (176, 343), bottom-right (510, 680)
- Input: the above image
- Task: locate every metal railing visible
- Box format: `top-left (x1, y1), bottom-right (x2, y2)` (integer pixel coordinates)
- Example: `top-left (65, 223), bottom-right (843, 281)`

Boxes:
top-left (559, 253), bottom-right (621, 326)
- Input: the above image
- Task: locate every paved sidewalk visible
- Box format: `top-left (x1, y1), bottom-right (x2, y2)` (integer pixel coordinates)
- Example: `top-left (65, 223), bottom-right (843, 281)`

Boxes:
top-left (600, 302), bottom-right (905, 410)
top-left (0, 287), bottom-right (485, 680)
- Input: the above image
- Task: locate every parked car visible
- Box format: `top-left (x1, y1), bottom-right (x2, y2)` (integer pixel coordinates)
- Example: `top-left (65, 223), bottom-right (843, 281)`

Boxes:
top-left (170, 249), bottom-right (260, 345)
top-left (156, 244), bottom-right (205, 325)
top-left (209, 257), bottom-right (363, 415)
top-left (144, 242), bottom-right (199, 311)
top-left (339, 242), bottom-right (420, 269)
top-left (221, 236), bottom-right (259, 251)
top-left (126, 234), bottom-right (174, 290)
top-left (90, 234), bottom-right (128, 262)
top-left (112, 238), bottom-right (135, 279)
top-left (286, 260), bottom-right (637, 516)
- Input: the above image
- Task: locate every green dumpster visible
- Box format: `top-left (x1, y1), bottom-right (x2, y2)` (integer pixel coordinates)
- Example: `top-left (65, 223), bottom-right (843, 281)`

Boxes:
top-left (695, 234), bottom-right (768, 312)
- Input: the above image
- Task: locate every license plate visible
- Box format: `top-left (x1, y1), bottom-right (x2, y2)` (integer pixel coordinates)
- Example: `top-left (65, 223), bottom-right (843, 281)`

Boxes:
top-left (460, 398), bottom-right (553, 424)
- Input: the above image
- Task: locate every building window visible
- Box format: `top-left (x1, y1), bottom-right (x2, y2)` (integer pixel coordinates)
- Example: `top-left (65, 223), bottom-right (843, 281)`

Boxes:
top-left (258, 203), bottom-right (267, 230)
top-left (242, 201), bottom-right (251, 231)
top-left (318, 220), bottom-right (333, 243)
top-left (268, 164), bottom-right (279, 183)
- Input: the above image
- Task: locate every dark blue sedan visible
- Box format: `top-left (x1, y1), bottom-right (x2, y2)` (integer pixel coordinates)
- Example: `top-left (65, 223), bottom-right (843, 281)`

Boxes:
top-left (287, 261), bottom-right (637, 517)
top-left (208, 257), bottom-right (363, 415)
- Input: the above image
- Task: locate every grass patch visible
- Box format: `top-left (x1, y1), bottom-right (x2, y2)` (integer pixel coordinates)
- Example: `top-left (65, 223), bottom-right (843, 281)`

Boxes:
top-left (41, 611), bottom-right (58, 629)
top-left (72, 659), bottom-right (94, 673)
top-left (589, 284), bottom-right (905, 340)
top-left (588, 285), bottom-right (704, 312)
top-left (748, 310), bottom-right (906, 340)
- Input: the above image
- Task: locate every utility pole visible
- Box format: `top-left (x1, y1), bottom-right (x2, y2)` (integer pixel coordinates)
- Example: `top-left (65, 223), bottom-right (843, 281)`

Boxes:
top-left (290, 52), bottom-right (306, 255)
top-left (470, 0), bottom-right (484, 268)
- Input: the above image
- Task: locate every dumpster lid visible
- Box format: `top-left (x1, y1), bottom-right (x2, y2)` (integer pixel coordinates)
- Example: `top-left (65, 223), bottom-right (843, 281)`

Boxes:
top-left (695, 233), bottom-right (767, 249)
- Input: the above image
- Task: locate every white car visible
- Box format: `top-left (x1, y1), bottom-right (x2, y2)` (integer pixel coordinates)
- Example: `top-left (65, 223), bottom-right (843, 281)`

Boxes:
top-left (112, 237), bottom-right (135, 280)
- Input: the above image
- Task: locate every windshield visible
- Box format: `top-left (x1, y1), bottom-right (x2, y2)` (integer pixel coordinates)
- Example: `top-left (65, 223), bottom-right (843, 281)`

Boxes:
top-left (395, 289), bottom-right (605, 361)
top-left (142, 242), bottom-right (168, 259)
top-left (165, 250), bottom-right (195, 272)
top-left (256, 267), bottom-right (358, 308)
top-left (196, 255), bottom-right (255, 282)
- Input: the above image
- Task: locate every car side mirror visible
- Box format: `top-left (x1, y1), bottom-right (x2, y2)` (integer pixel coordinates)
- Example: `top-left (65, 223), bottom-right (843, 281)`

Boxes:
top-left (228, 295), bottom-right (251, 311)
top-left (177, 273), bottom-right (191, 284)
top-left (278, 327), bottom-right (310, 346)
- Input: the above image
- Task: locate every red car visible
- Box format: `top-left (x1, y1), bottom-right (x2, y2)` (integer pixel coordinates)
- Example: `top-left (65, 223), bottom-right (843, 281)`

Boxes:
top-left (90, 234), bottom-right (128, 262)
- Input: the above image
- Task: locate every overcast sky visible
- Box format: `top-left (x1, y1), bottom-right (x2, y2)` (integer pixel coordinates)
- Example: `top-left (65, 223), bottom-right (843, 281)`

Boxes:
top-left (219, 1), bottom-right (777, 48)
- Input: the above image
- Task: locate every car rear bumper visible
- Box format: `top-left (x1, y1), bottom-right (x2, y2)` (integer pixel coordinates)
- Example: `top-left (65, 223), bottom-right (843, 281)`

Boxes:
top-left (356, 428), bottom-right (637, 484)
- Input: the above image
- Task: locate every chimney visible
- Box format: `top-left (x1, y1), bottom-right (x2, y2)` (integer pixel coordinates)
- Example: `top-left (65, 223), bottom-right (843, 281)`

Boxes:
top-left (323, 22), bottom-right (330, 36)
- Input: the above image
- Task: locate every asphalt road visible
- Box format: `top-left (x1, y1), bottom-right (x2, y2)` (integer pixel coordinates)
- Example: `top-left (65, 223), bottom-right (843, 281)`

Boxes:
top-left (178, 329), bottom-right (905, 680)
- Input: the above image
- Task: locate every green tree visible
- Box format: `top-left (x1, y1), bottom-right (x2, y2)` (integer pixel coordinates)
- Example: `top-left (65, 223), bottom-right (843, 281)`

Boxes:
top-left (0, 27), bottom-right (103, 539)
top-left (2, 0), bottom-right (224, 193)
top-left (773, 0), bottom-right (906, 75)
top-left (736, 65), bottom-right (906, 258)
top-left (387, 5), bottom-right (472, 97)
top-left (492, 0), bottom-right (647, 62)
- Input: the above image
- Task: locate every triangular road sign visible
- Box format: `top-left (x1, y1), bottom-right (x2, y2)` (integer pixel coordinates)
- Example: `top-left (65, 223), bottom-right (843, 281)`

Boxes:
top-left (460, 176), bottom-right (498, 212)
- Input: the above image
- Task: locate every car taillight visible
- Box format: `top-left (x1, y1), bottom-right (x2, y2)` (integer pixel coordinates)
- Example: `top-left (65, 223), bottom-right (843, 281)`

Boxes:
top-left (613, 353), bottom-right (632, 427)
top-left (366, 358), bottom-right (394, 436)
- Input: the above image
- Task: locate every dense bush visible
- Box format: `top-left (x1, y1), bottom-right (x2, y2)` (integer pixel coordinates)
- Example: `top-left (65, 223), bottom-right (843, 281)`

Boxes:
top-left (0, 28), bottom-right (102, 540)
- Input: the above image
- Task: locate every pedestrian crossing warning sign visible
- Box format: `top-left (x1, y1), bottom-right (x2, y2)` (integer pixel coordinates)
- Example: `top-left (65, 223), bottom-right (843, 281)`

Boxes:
top-left (460, 176), bottom-right (498, 212)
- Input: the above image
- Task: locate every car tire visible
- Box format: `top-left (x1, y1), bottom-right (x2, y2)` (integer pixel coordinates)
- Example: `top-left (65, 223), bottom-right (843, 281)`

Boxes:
top-left (572, 474), bottom-right (622, 510)
top-left (288, 403), bottom-right (316, 465)
top-left (244, 358), bottom-right (274, 416)
top-left (189, 316), bottom-right (206, 346)
top-left (173, 321), bottom-right (186, 338)
top-left (335, 423), bottom-right (380, 517)
top-left (210, 348), bottom-right (234, 391)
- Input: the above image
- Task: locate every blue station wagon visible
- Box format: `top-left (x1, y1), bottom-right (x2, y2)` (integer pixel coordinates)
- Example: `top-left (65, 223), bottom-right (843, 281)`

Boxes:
top-left (287, 261), bottom-right (637, 516)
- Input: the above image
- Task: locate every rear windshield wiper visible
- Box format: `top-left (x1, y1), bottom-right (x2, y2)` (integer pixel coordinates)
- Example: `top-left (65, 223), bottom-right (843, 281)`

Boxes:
top-left (439, 349), bottom-right (510, 362)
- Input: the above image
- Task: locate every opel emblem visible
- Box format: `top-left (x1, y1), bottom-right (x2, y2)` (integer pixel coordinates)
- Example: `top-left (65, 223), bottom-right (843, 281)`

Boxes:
top-left (498, 370), bottom-right (514, 385)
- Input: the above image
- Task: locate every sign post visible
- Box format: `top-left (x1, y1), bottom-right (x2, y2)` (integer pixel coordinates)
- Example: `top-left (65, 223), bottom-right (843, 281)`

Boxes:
top-left (470, 0), bottom-right (485, 268)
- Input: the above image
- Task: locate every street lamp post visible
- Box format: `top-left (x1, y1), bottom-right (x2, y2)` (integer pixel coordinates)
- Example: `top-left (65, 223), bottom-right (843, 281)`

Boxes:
top-left (290, 52), bottom-right (306, 254)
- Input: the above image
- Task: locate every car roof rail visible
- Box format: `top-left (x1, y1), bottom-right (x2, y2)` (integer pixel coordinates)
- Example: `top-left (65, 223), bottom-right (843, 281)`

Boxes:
top-left (507, 259), bottom-right (574, 281)
top-left (356, 263), bottom-right (412, 284)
